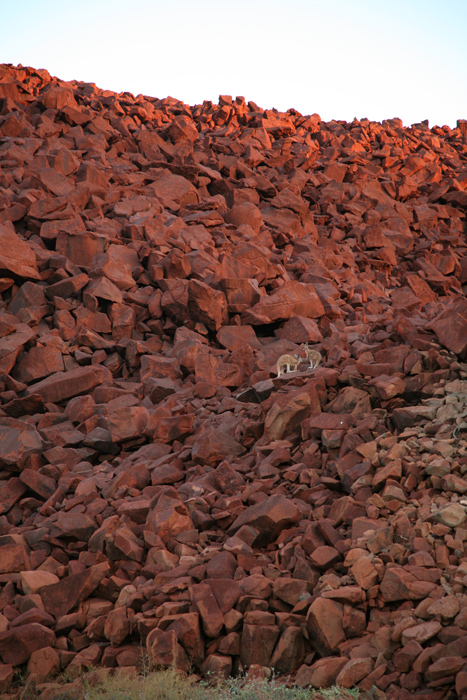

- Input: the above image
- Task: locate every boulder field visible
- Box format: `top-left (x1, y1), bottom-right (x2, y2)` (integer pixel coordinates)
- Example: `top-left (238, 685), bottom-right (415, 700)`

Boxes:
top-left (0, 63), bottom-right (467, 699)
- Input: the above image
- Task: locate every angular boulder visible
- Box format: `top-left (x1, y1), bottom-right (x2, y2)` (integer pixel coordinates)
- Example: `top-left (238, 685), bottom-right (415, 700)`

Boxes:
top-left (0, 223), bottom-right (40, 279)
top-left (0, 418), bottom-right (43, 470)
top-left (228, 494), bottom-right (300, 546)
top-left (25, 364), bottom-right (110, 403)
top-left (243, 281), bottom-right (324, 324)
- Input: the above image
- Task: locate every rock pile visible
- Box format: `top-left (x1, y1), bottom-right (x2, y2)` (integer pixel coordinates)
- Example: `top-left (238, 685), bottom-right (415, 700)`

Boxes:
top-left (0, 63), bottom-right (466, 699)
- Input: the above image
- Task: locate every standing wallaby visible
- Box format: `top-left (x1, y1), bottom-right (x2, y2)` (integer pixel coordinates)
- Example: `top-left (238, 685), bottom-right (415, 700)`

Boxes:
top-left (300, 343), bottom-right (322, 369)
top-left (276, 353), bottom-right (301, 377)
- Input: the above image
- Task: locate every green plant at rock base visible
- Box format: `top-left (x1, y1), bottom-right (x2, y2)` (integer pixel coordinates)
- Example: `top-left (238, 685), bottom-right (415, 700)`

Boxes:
top-left (69, 668), bottom-right (361, 700)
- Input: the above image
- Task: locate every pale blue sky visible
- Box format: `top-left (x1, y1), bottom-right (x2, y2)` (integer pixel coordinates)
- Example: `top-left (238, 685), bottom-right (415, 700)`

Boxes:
top-left (2, 0), bottom-right (466, 127)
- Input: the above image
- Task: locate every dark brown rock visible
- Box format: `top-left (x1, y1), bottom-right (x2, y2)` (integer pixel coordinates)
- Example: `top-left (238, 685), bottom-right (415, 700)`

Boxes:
top-left (192, 427), bottom-right (245, 466)
top-left (40, 562), bottom-right (110, 618)
top-left (190, 583), bottom-right (224, 638)
top-left (306, 598), bottom-right (345, 655)
top-left (265, 392), bottom-right (315, 441)
top-left (25, 364), bottom-right (110, 403)
top-left (0, 322), bottom-right (35, 374)
top-left (146, 628), bottom-right (189, 671)
top-left (0, 418), bottom-right (43, 470)
top-left (240, 623), bottom-right (279, 668)
top-left (228, 494), bottom-right (300, 546)
top-left (243, 281), bottom-right (325, 325)
top-left (0, 623), bottom-right (55, 665)
top-left (0, 223), bottom-right (40, 280)
top-left (187, 279), bottom-right (228, 331)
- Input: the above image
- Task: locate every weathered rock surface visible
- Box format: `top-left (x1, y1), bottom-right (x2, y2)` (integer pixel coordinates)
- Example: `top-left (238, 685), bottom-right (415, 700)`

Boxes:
top-left (1, 63), bottom-right (467, 698)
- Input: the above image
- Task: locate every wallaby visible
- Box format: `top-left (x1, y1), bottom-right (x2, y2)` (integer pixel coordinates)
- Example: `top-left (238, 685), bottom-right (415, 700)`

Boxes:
top-left (300, 342), bottom-right (322, 370)
top-left (277, 353), bottom-right (301, 378)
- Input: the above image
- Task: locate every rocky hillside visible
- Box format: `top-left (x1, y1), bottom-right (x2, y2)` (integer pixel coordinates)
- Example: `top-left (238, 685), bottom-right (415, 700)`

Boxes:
top-left (0, 63), bottom-right (467, 699)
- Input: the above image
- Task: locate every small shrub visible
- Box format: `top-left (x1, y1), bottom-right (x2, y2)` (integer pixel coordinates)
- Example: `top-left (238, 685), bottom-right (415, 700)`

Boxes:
top-left (81, 667), bottom-right (203, 700)
top-left (75, 667), bottom-right (360, 700)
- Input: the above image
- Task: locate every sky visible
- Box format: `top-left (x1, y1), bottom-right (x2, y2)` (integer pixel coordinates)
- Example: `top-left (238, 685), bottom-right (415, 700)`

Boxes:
top-left (2, 0), bottom-right (467, 128)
